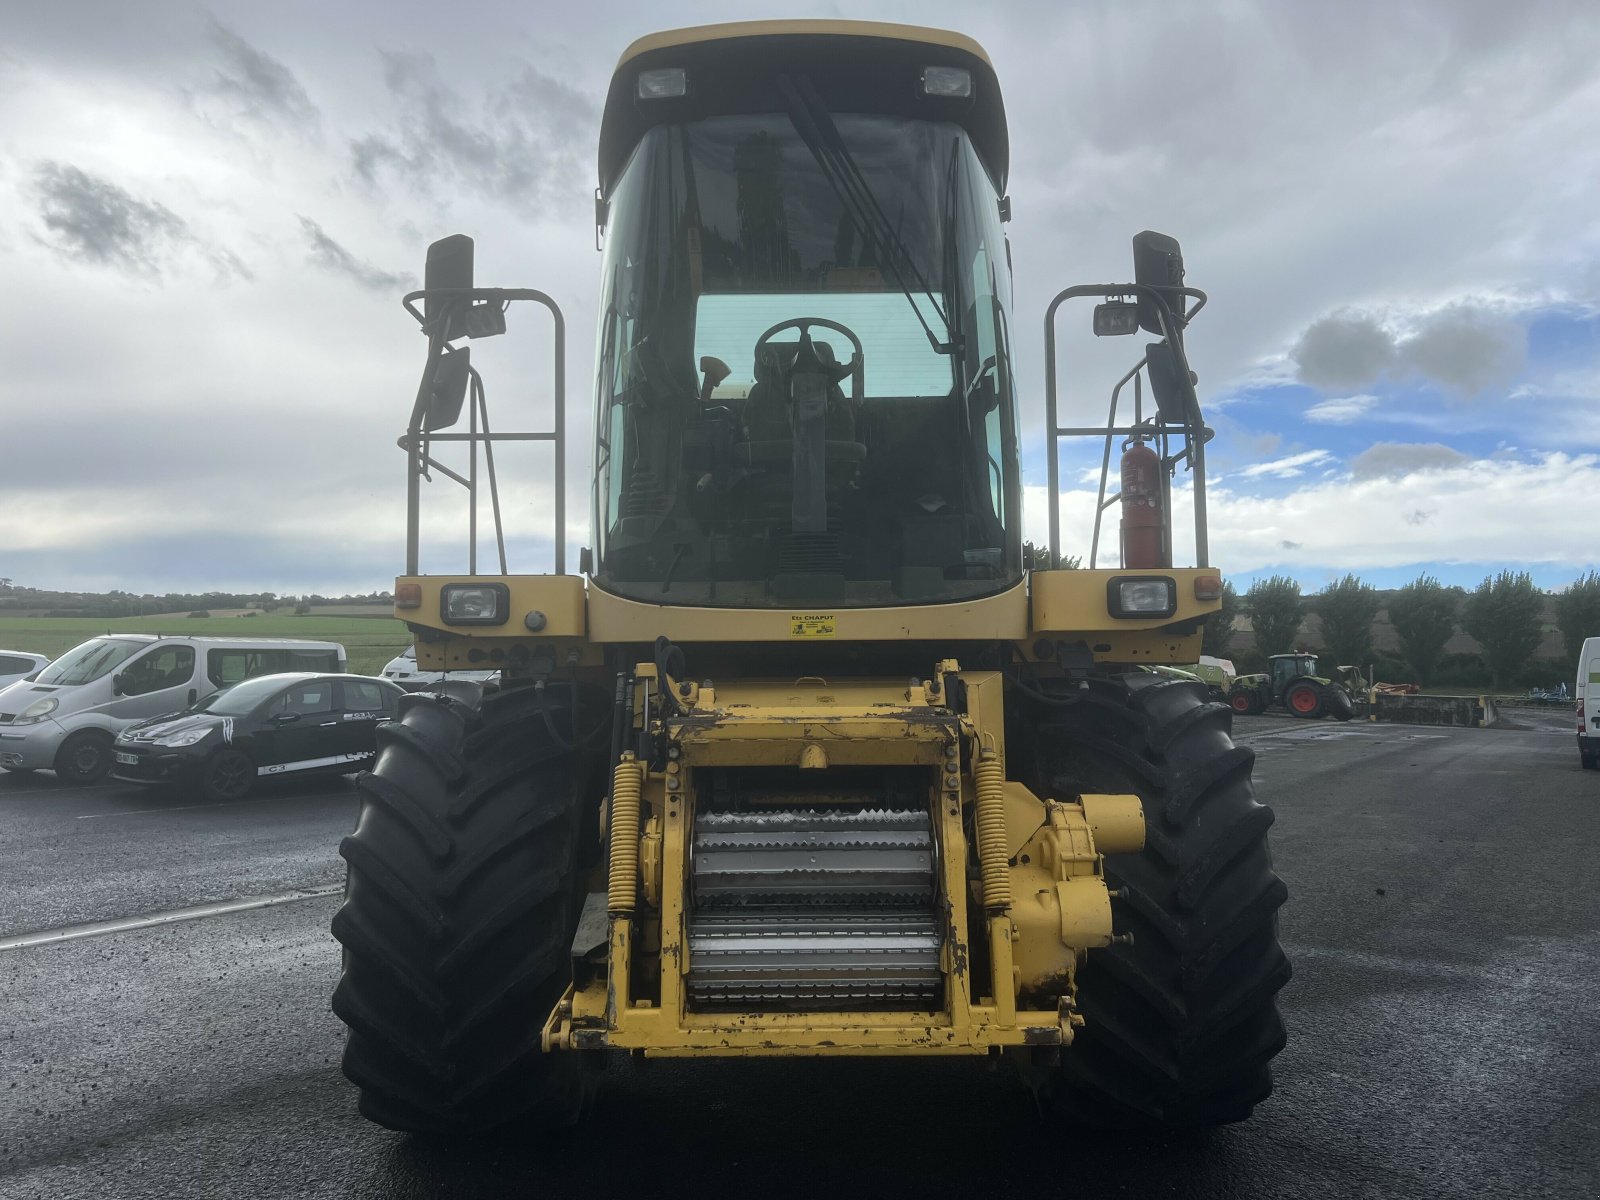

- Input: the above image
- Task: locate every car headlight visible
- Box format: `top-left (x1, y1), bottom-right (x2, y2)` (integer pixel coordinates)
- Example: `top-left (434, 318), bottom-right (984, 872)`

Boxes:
top-left (154, 728), bottom-right (212, 748)
top-left (440, 582), bottom-right (509, 625)
top-left (13, 697), bottom-right (59, 724)
top-left (1107, 576), bottom-right (1177, 619)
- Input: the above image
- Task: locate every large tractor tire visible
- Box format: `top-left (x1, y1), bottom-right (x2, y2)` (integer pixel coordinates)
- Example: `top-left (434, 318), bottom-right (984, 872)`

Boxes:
top-left (1324, 685), bottom-right (1355, 722)
top-left (1283, 681), bottom-right (1324, 719)
top-left (1021, 675), bottom-right (1290, 1128)
top-left (332, 681), bottom-right (588, 1135)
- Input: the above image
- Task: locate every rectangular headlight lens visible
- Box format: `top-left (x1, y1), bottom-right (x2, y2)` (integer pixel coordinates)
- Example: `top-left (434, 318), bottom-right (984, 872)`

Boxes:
top-left (1109, 577), bottom-right (1177, 618)
top-left (922, 66), bottom-right (972, 97)
top-left (441, 583), bottom-right (508, 625)
top-left (638, 67), bottom-right (687, 100)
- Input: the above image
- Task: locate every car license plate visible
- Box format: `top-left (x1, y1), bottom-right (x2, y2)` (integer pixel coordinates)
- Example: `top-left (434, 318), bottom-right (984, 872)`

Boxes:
top-left (114, 752), bottom-right (138, 766)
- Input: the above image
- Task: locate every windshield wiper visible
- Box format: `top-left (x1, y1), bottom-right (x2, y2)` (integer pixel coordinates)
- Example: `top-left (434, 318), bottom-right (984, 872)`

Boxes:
top-left (777, 75), bottom-right (958, 361)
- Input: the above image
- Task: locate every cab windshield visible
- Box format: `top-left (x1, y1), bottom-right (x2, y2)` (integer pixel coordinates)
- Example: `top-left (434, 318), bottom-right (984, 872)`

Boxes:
top-left (592, 113), bottom-right (1019, 608)
top-left (34, 638), bottom-right (145, 686)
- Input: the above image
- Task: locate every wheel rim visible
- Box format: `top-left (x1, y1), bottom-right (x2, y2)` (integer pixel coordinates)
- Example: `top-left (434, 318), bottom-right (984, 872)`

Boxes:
top-left (1289, 688), bottom-right (1318, 713)
top-left (211, 755), bottom-right (250, 798)
top-left (73, 744), bottom-right (102, 773)
top-left (1231, 694), bottom-right (1251, 713)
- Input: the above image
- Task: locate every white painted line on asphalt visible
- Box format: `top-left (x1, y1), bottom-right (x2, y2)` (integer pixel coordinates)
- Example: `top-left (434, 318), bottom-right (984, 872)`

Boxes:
top-left (0, 782), bottom-right (127, 796)
top-left (0, 885), bottom-right (343, 953)
top-left (74, 793), bottom-right (328, 819)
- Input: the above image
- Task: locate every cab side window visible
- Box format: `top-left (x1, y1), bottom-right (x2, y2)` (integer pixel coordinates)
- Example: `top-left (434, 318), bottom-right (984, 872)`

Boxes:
top-left (120, 646), bottom-right (196, 697)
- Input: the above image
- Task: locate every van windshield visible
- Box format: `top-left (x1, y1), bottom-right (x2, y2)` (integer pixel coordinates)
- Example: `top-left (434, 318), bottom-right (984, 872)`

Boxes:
top-left (34, 639), bottom-right (145, 686)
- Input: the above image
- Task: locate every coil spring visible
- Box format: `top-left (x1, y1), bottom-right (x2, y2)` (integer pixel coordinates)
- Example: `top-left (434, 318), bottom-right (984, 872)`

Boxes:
top-left (608, 753), bottom-right (643, 914)
top-left (974, 750), bottom-right (1011, 912)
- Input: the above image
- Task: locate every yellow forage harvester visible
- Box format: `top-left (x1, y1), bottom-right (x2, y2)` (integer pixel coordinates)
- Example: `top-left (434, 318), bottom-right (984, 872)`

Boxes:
top-left (332, 20), bottom-right (1289, 1136)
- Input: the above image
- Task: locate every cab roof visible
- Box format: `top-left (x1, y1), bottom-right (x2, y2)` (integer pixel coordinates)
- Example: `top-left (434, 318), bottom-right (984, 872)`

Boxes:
top-left (600, 20), bottom-right (1008, 196)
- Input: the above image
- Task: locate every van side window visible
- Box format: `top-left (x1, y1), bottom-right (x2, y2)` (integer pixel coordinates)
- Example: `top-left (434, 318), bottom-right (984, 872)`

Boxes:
top-left (121, 646), bottom-right (196, 697)
top-left (208, 649), bottom-right (250, 686)
top-left (291, 650), bottom-right (340, 673)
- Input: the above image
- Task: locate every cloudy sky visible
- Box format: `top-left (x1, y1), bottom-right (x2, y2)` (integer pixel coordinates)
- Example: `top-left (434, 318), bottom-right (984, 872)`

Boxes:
top-left (3, 0), bottom-right (1598, 596)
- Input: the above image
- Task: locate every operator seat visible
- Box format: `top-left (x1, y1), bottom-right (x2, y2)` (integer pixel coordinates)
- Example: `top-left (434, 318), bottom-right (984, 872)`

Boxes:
top-left (737, 339), bottom-right (863, 465)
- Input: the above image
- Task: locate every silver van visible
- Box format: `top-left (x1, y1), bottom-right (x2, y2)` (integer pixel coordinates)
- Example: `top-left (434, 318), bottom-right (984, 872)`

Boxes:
top-left (0, 635), bottom-right (347, 782)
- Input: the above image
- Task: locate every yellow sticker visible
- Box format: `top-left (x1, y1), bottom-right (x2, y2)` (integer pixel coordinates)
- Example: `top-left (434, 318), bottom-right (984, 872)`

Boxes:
top-left (790, 613), bottom-right (836, 638)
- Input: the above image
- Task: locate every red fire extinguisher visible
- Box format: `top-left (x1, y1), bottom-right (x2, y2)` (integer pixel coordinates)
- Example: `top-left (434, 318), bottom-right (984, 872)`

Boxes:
top-left (1120, 439), bottom-right (1167, 569)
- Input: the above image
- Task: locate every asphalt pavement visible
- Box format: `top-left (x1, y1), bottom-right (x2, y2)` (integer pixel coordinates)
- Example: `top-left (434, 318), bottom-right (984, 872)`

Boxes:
top-left (1, 709), bottom-right (1594, 1200)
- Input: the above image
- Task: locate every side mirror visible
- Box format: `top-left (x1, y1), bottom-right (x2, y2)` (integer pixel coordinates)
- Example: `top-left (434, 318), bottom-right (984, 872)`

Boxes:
top-left (424, 347), bottom-right (471, 431)
top-left (112, 673), bottom-right (126, 697)
top-left (1145, 340), bottom-right (1198, 423)
top-left (1132, 230), bottom-right (1186, 336)
top-left (186, 688), bottom-right (198, 707)
top-left (423, 234), bottom-right (474, 335)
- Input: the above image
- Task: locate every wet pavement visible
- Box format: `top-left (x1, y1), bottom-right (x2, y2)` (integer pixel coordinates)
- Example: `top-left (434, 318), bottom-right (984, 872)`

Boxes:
top-left (0, 709), bottom-right (1595, 1199)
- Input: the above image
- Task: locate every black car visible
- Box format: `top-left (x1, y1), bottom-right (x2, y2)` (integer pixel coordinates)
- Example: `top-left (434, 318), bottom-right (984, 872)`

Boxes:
top-left (111, 673), bottom-right (403, 802)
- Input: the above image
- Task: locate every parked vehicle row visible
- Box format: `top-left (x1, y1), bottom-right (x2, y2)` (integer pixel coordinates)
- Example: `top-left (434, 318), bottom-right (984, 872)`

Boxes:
top-left (111, 672), bottom-right (403, 801)
top-left (0, 635), bottom-right (345, 782)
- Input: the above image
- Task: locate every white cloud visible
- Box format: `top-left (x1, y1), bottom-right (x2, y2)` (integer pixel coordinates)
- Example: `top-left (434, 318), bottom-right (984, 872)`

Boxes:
top-left (1030, 452), bottom-right (1600, 576)
top-left (1348, 442), bottom-right (1469, 480)
top-left (1304, 394), bottom-right (1379, 424)
top-left (1235, 449), bottom-right (1335, 479)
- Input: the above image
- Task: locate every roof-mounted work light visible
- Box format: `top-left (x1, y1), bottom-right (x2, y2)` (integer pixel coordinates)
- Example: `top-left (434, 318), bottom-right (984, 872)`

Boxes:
top-left (637, 67), bottom-right (687, 100)
top-left (921, 65), bottom-right (972, 97)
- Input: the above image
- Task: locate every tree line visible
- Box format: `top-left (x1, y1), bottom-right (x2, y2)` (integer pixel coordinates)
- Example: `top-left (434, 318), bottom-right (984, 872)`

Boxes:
top-left (0, 580), bottom-right (393, 620)
top-left (1200, 570), bottom-right (1600, 690)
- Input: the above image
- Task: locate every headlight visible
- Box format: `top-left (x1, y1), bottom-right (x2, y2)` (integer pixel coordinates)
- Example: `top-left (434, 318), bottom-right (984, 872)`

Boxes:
top-left (155, 728), bottom-right (212, 748)
top-left (441, 583), bottom-right (509, 625)
top-left (1107, 576), bottom-right (1177, 619)
top-left (14, 697), bottom-right (59, 724)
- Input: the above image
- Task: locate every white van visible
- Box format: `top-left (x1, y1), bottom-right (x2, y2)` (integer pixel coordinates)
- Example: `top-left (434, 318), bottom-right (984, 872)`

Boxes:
top-left (1579, 636), bottom-right (1599, 770)
top-left (0, 635), bottom-right (346, 783)
top-left (380, 644), bottom-right (499, 692)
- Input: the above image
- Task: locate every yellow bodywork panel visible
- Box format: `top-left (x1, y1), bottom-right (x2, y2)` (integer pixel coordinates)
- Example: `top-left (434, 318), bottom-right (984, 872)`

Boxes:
top-left (1031, 567), bottom-right (1220, 632)
top-left (587, 579), bottom-right (1029, 644)
top-left (615, 20), bottom-right (994, 70)
top-left (397, 570), bottom-right (1217, 667)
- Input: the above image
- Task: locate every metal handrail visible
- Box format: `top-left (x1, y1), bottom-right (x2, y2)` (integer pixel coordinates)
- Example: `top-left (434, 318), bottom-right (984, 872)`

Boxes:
top-left (1042, 283), bottom-right (1210, 570)
top-left (398, 287), bottom-right (567, 577)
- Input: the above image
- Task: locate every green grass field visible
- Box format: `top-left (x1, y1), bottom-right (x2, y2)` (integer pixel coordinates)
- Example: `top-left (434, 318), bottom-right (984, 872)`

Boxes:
top-left (0, 615), bottom-right (412, 676)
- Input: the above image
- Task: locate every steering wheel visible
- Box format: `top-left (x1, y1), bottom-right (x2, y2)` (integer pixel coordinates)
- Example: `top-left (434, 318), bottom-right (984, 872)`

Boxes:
top-left (754, 318), bottom-right (864, 403)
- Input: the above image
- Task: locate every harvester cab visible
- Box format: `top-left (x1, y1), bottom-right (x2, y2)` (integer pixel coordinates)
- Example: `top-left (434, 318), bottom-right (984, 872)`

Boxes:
top-left (333, 20), bottom-right (1289, 1138)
